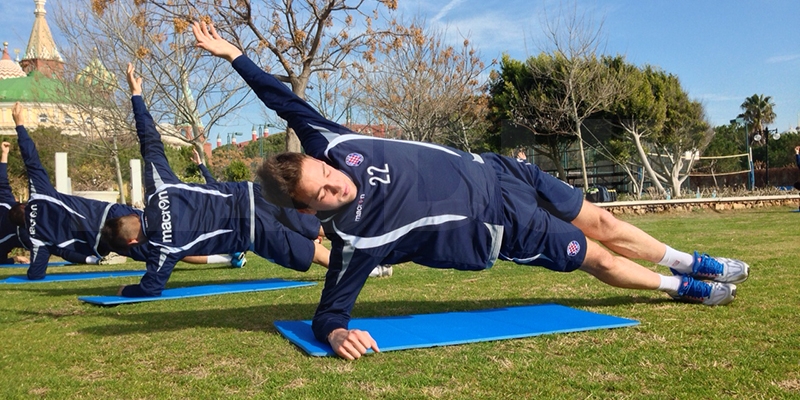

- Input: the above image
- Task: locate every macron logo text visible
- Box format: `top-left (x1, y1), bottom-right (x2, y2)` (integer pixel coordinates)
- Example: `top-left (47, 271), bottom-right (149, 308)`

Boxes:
top-left (28, 203), bottom-right (37, 235)
top-left (354, 194), bottom-right (366, 222)
top-left (157, 191), bottom-right (173, 243)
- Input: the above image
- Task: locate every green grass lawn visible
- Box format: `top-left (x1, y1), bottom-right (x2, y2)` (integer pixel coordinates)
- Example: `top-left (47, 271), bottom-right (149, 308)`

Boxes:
top-left (1, 207), bottom-right (799, 399)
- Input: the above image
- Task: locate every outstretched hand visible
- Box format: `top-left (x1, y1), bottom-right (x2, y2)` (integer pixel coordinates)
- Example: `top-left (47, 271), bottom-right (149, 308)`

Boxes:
top-left (11, 102), bottom-right (24, 126)
top-left (0, 142), bottom-right (9, 164)
top-left (192, 21), bottom-right (243, 62)
top-left (126, 63), bottom-right (143, 96)
top-left (191, 148), bottom-right (203, 166)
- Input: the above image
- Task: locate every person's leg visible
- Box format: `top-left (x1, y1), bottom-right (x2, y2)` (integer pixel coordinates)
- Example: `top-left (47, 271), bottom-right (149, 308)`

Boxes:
top-left (177, 254), bottom-right (246, 267)
top-left (578, 240), bottom-right (662, 289)
top-left (571, 201), bottom-right (669, 263)
top-left (571, 200), bottom-right (748, 284)
top-left (182, 255), bottom-right (211, 264)
top-left (500, 157), bottom-right (680, 267)
top-left (579, 239), bottom-right (736, 305)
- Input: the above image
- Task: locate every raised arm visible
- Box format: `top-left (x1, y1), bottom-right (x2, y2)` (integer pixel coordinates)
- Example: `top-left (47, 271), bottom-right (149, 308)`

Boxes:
top-left (193, 21), bottom-right (348, 160)
top-left (26, 236), bottom-right (51, 280)
top-left (12, 102), bottom-right (55, 196)
top-left (192, 148), bottom-right (217, 183)
top-left (0, 142), bottom-right (17, 205)
top-left (795, 146), bottom-right (800, 170)
top-left (121, 249), bottom-right (183, 297)
top-left (126, 63), bottom-right (180, 194)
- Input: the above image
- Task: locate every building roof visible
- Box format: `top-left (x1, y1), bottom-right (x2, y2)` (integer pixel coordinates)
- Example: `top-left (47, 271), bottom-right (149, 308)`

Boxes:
top-left (23, 0), bottom-right (63, 63)
top-left (0, 70), bottom-right (64, 103)
top-left (76, 55), bottom-right (116, 90)
top-left (0, 43), bottom-right (26, 80)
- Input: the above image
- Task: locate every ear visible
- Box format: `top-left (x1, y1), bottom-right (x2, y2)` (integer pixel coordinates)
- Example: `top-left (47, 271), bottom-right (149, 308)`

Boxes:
top-left (127, 238), bottom-right (140, 246)
top-left (298, 208), bottom-right (317, 215)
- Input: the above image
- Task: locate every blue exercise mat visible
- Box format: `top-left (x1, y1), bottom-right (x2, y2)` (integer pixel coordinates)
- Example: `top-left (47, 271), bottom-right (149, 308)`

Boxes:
top-left (0, 270), bottom-right (144, 284)
top-left (0, 261), bottom-right (72, 268)
top-left (78, 278), bottom-right (316, 305)
top-left (275, 303), bottom-right (639, 357)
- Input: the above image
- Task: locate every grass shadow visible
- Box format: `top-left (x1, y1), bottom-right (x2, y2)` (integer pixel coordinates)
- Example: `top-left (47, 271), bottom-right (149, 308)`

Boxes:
top-left (14, 295), bottom-right (668, 337)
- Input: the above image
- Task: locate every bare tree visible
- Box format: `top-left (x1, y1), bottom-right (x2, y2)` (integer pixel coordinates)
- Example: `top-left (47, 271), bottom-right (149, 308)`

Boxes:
top-left (523, 5), bottom-right (621, 190)
top-left (138, 0), bottom-right (409, 153)
top-left (32, 34), bottom-right (137, 203)
top-left (352, 20), bottom-right (490, 151)
top-left (53, 0), bottom-right (251, 167)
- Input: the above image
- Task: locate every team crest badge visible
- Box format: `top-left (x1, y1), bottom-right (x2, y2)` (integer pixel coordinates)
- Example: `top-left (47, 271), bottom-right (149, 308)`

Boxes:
top-left (345, 152), bottom-right (364, 166)
top-left (566, 240), bottom-right (580, 257)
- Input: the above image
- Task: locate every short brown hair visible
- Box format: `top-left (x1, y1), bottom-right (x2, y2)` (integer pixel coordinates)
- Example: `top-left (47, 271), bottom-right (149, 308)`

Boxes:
top-left (100, 215), bottom-right (141, 253)
top-left (257, 152), bottom-right (310, 209)
top-left (8, 203), bottom-right (26, 227)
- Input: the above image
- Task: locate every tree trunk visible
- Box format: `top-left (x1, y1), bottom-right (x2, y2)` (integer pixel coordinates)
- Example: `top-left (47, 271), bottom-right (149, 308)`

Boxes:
top-left (193, 140), bottom-right (206, 165)
top-left (112, 136), bottom-right (126, 205)
top-left (286, 128), bottom-right (302, 153)
top-left (575, 121), bottom-right (589, 191)
top-left (632, 131), bottom-right (666, 194)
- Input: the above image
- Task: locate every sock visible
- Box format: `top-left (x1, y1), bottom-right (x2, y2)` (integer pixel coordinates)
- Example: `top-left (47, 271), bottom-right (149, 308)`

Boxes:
top-left (657, 246), bottom-right (694, 273)
top-left (207, 255), bottom-right (232, 265)
top-left (657, 275), bottom-right (682, 293)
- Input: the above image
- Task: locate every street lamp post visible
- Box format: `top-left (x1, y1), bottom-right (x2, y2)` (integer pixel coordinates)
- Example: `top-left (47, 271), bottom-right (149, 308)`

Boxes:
top-left (226, 132), bottom-right (243, 145)
top-left (732, 118), bottom-right (754, 190)
top-left (760, 127), bottom-right (780, 186)
top-left (255, 123), bottom-right (276, 159)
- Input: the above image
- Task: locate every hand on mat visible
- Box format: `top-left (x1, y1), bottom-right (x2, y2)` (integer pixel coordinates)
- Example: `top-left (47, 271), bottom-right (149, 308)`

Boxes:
top-left (327, 328), bottom-right (380, 360)
top-left (13, 255), bottom-right (29, 264)
top-left (192, 21), bottom-right (243, 62)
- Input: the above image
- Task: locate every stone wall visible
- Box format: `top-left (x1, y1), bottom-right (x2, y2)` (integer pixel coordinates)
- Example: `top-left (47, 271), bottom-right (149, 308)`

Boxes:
top-left (598, 195), bottom-right (800, 215)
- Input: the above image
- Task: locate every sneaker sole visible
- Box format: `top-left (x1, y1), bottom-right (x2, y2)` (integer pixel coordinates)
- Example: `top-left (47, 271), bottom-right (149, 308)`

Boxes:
top-left (669, 284), bottom-right (737, 306)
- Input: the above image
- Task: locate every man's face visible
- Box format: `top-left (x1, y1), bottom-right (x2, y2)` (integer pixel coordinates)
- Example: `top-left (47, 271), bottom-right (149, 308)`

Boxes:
top-left (295, 157), bottom-right (358, 213)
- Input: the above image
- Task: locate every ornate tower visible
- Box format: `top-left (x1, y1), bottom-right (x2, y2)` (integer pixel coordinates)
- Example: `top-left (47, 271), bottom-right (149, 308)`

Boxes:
top-left (19, 0), bottom-right (64, 77)
top-left (0, 42), bottom-right (27, 80)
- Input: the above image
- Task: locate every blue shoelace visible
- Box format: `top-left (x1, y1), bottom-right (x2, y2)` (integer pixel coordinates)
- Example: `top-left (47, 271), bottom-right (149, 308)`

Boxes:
top-left (693, 253), bottom-right (723, 277)
top-left (680, 277), bottom-right (711, 300)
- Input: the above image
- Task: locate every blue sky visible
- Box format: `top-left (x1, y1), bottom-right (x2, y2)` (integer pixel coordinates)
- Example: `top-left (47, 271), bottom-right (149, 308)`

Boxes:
top-left (2, 0), bottom-right (799, 145)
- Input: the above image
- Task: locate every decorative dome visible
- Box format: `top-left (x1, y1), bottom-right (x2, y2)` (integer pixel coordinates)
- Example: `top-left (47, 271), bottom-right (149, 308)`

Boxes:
top-left (0, 42), bottom-right (26, 80)
top-left (76, 55), bottom-right (116, 90)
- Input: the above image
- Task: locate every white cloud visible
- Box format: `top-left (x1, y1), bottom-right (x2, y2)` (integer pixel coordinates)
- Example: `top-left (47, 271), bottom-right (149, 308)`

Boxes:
top-left (766, 54), bottom-right (800, 64)
top-left (432, 0), bottom-right (466, 23)
top-left (427, 9), bottom-right (548, 62)
top-left (696, 93), bottom-right (744, 102)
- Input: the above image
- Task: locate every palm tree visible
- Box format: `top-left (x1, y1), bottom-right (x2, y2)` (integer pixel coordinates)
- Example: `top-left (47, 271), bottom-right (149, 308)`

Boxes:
top-left (738, 94), bottom-right (776, 144)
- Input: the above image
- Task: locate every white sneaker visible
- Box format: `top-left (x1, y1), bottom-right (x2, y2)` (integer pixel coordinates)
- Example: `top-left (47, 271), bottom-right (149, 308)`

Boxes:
top-left (369, 266), bottom-right (382, 278)
top-left (689, 252), bottom-right (749, 284)
top-left (369, 265), bottom-right (393, 278)
top-left (99, 253), bottom-right (128, 265)
top-left (670, 275), bottom-right (736, 306)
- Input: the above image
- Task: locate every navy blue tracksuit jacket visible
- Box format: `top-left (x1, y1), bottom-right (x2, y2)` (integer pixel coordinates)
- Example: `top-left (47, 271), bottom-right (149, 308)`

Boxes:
top-left (121, 96), bottom-right (318, 297)
top-left (16, 125), bottom-right (141, 279)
